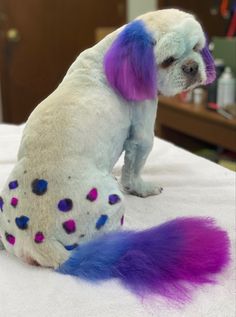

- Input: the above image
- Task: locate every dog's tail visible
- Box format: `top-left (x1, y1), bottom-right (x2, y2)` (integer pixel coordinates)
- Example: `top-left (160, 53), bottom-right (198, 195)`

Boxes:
top-left (57, 217), bottom-right (230, 303)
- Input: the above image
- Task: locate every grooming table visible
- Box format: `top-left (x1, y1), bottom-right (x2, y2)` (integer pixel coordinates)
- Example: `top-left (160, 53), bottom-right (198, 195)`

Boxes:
top-left (0, 123), bottom-right (235, 317)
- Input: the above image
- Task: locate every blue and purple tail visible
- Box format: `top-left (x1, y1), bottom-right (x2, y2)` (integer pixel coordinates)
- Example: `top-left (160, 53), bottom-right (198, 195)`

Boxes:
top-left (57, 217), bottom-right (230, 303)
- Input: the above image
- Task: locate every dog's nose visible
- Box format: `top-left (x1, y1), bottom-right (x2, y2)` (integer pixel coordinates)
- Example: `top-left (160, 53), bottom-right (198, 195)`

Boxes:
top-left (182, 62), bottom-right (199, 76)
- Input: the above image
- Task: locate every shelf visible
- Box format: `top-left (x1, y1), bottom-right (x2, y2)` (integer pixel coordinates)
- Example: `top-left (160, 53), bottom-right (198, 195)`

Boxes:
top-left (156, 96), bottom-right (236, 152)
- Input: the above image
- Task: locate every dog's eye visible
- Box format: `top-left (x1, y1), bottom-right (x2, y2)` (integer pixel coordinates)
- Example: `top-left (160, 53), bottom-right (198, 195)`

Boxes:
top-left (161, 57), bottom-right (176, 68)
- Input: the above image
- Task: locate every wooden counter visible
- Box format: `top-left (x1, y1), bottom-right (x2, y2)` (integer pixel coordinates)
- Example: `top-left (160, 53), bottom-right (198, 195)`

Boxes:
top-left (156, 96), bottom-right (236, 152)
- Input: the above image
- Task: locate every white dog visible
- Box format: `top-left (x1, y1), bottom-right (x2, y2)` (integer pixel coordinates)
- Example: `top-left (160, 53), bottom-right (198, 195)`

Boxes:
top-left (0, 9), bottom-right (227, 303)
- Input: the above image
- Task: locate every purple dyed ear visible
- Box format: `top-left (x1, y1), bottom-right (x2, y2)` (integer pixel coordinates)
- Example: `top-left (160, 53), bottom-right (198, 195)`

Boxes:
top-left (104, 20), bottom-right (157, 101)
top-left (201, 40), bottom-right (216, 85)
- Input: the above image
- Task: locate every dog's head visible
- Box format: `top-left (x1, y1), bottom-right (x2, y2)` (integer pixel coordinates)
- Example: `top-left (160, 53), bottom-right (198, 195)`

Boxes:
top-left (104, 9), bottom-right (215, 101)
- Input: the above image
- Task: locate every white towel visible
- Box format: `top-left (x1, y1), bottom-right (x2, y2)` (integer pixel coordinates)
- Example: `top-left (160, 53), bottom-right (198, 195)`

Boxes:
top-left (0, 124), bottom-right (235, 317)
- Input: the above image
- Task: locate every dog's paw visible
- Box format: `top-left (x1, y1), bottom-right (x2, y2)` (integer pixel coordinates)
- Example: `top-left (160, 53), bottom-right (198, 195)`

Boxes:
top-left (122, 177), bottom-right (163, 197)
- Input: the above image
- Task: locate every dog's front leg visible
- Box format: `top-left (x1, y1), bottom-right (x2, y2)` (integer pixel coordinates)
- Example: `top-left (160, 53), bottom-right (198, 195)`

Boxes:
top-left (121, 103), bottom-right (162, 197)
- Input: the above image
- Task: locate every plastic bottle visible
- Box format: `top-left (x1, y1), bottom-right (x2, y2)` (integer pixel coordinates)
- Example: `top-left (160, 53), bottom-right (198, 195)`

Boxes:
top-left (217, 67), bottom-right (236, 108)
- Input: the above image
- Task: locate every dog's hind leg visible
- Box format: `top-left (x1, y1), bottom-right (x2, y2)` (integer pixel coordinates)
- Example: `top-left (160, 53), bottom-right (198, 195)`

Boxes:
top-left (121, 102), bottom-right (162, 197)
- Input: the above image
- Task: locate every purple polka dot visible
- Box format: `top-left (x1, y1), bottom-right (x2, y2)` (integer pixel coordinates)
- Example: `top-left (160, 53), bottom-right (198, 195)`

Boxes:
top-left (0, 197), bottom-right (4, 212)
top-left (5, 232), bottom-right (15, 245)
top-left (32, 179), bottom-right (48, 196)
top-left (9, 180), bottom-right (18, 190)
top-left (86, 188), bottom-right (98, 202)
top-left (58, 199), bottom-right (73, 212)
top-left (108, 194), bottom-right (121, 205)
top-left (63, 219), bottom-right (76, 234)
top-left (11, 197), bottom-right (18, 207)
top-left (34, 232), bottom-right (45, 243)
top-left (121, 215), bottom-right (124, 226)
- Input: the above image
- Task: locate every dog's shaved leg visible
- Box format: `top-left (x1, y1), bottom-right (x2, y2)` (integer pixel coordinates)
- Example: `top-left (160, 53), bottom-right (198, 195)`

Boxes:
top-left (121, 102), bottom-right (162, 197)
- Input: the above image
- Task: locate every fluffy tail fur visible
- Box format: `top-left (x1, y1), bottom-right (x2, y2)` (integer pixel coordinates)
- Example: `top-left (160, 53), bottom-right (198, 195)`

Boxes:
top-left (57, 217), bottom-right (230, 303)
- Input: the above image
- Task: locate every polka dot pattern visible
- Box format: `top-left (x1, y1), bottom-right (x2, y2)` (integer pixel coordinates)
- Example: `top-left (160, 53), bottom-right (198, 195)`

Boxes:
top-left (15, 216), bottom-right (29, 230)
top-left (5, 232), bottom-right (15, 245)
top-left (32, 179), bottom-right (48, 196)
top-left (1, 179), bottom-right (123, 249)
top-left (34, 232), bottom-right (45, 243)
top-left (58, 199), bottom-right (73, 212)
top-left (64, 243), bottom-right (78, 251)
top-left (0, 197), bottom-right (3, 212)
top-left (108, 194), bottom-right (120, 205)
top-left (63, 219), bottom-right (76, 234)
top-left (11, 197), bottom-right (18, 207)
top-left (86, 188), bottom-right (98, 202)
top-left (96, 214), bottom-right (108, 230)
top-left (9, 180), bottom-right (18, 190)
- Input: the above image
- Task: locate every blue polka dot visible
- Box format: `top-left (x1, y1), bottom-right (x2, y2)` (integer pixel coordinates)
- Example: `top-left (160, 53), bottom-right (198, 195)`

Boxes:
top-left (108, 194), bottom-right (120, 205)
top-left (9, 180), bottom-right (18, 190)
top-left (58, 199), bottom-right (73, 212)
top-left (64, 243), bottom-right (78, 251)
top-left (32, 179), bottom-right (48, 195)
top-left (96, 215), bottom-right (108, 230)
top-left (15, 216), bottom-right (29, 230)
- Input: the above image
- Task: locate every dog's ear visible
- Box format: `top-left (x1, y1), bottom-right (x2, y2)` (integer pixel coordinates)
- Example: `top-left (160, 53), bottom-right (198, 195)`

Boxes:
top-left (104, 20), bottom-right (157, 101)
top-left (201, 40), bottom-right (216, 85)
